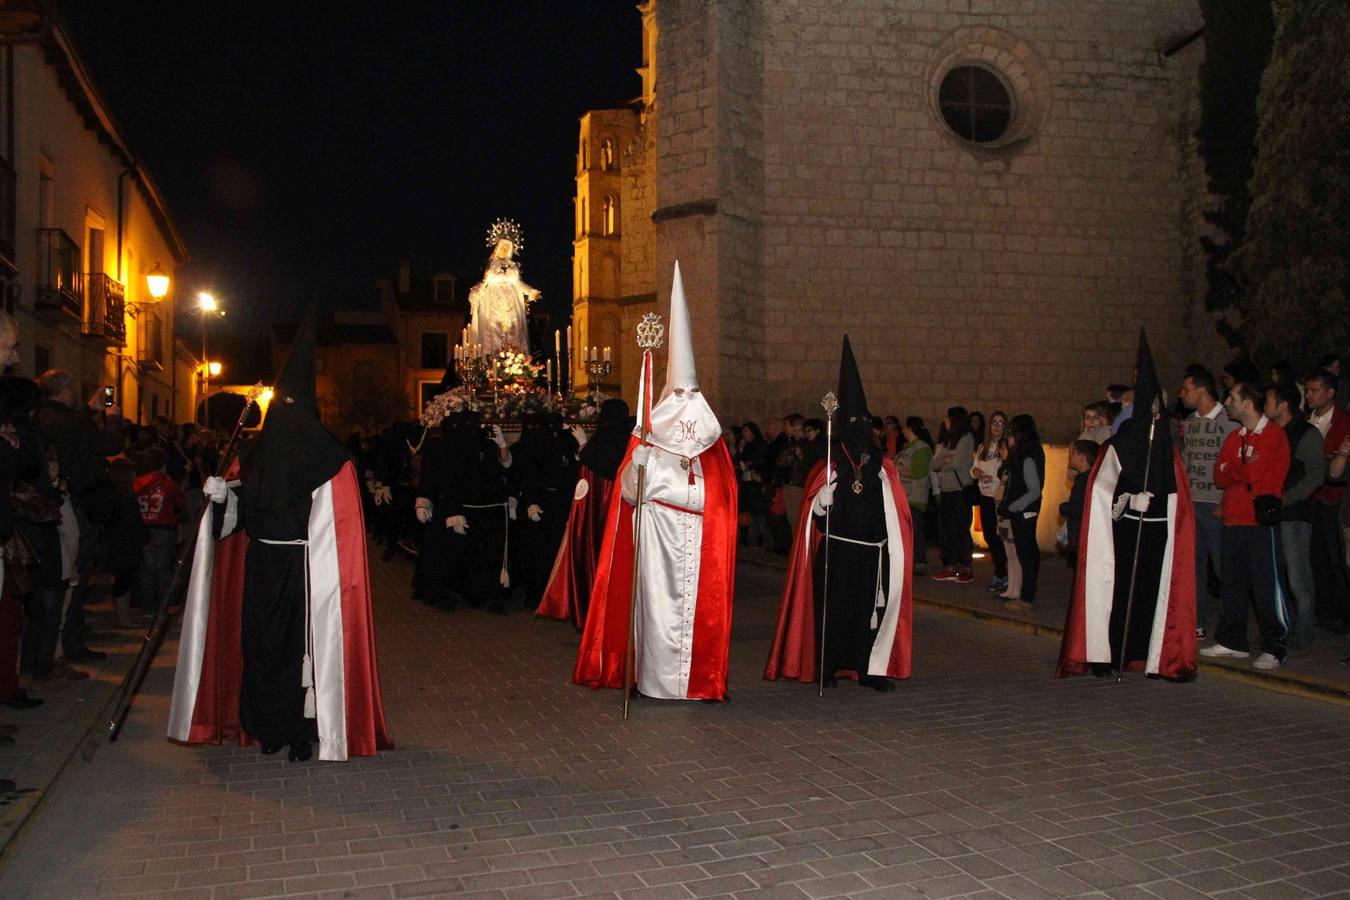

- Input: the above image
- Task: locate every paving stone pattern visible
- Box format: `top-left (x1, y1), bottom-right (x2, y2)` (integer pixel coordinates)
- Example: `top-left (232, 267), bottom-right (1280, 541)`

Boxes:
top-left (1, 552), bottom-right (1347, 899)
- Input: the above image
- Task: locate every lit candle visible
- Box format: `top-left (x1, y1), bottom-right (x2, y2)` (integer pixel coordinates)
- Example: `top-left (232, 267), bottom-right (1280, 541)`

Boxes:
top-left (566, 325), bottom-right (573, 361)
top-left (554, 330), bottom-right (561, 356)
top-left (546, 359), bottom-right (553, 385)
top-left (603, 346), bottom-right (611, 363)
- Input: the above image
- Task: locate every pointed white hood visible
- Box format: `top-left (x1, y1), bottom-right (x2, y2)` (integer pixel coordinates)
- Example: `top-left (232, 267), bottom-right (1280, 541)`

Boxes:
top-left (641, 261), bottom-right (721, 457)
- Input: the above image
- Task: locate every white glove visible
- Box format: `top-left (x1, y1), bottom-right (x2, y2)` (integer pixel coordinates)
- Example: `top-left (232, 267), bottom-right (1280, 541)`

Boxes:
top-left (203, 476), bottom-right (229, 504)
top-left (376, 485), bottom-right (392, 506)
top-left (570, 425), bottom-right (588, 449)
top-left (811, 473), bottom-right (837, 517)
top-left (489, 425), bottom-right (507, 448)
top-left (1127, 491), bottom-right (1154, 513)
top-left (508, 496), bottom-right (519, 521)
top-left (446, 514), bottom-right (469, 535)
top-left (527, 503), bottom-right (543, 522)
top-left (415, 498), bottom-right (433, 524)
top-left (632, 444), bottom-right (652, 468)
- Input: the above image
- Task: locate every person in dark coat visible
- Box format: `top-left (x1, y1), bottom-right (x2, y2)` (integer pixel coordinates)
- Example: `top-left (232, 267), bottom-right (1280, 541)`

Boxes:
top-left (511, 413), bottom-right (578, 608)
top-left (414, 410), bottom-right (513, 612)
top-left (34, 369), bottom-right (124, 666)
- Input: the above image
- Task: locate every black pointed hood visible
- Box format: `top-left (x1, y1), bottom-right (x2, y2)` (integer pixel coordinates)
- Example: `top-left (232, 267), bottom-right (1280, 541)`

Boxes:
top-left (243, 304), bottom-right (350, 510)
top-left (838, 335), bottom-right (869, 422)
top-left (1112, 329), bottom-right (1176, 496)
top-left (837, 335), bottom-right (875, 458)
top-left (273, 304), bottom-right (319, 409)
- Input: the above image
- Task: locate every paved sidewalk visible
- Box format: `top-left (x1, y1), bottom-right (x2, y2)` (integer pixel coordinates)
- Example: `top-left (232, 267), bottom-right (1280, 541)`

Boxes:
top-left (0, 551), bottom-right (1348, 899)
top-left (0, 592), bottom-right (145, 857)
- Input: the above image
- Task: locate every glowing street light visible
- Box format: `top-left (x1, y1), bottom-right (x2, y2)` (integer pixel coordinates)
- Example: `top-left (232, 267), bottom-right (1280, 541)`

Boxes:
top-left (198, 292), bottom-right (223, 425)
top-left (145, 263), bottom-right (170, 300)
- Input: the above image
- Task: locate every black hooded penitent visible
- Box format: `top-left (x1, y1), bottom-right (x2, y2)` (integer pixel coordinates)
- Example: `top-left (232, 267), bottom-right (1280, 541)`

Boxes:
top-left (1105, 328), bottom-right (1177, 666)
top-left (230, 303), bottom-right (351, 748)
top-left (813, 335), bottom-right (888, 681)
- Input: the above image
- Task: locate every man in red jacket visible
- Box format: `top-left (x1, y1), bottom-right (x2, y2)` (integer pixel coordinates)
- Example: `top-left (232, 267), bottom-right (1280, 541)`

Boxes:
top-left (1304, 371), bottom-right (1350, 634)
top-left (1201, 382), bottom-right (1291, 669)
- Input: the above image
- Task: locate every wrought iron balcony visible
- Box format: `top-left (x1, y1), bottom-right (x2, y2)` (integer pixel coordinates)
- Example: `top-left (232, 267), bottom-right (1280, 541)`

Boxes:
top-left (84, 272), bottom-right (127, 346)
top-left (36, 227), bottom-right (83, 319)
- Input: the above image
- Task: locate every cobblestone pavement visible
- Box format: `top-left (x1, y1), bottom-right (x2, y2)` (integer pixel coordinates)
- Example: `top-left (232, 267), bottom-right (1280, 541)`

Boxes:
top-left (1, 551), bottom-right (1348, 899)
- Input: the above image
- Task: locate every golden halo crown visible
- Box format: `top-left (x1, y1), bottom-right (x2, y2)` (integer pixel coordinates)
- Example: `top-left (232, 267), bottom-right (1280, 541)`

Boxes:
top-left (485, 218), bottom-right (524, 254)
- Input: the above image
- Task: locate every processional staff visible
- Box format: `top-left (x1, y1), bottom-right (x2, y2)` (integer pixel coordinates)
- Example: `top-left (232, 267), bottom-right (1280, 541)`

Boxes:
top-left (817, 391), bottom-right (838, 697)
top-left (623, 312), bottom-right (665, 720)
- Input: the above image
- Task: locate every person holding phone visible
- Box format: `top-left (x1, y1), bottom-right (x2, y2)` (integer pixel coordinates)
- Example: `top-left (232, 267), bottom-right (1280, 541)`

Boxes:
top-left (34, 370), bottom-right (124, 670)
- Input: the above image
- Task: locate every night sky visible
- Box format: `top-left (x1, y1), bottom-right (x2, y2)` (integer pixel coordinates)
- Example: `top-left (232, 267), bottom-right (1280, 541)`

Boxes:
top-left (61, 1), bottom-right (640, 372)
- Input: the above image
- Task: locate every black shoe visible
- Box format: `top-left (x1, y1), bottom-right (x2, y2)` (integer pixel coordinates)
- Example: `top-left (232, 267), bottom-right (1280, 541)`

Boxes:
top-left (858, 675), bottom-right (895, 692)
top-left (65, 648), bottom-right (107, 664)
top-left (288, 742), bottom-right (312, 763)
top-left (260, 742), bottom-right (284, 755)
top-left (3, 690), bottom-right (43, 710)
top-left (821, 675), bottom-right (838, 689)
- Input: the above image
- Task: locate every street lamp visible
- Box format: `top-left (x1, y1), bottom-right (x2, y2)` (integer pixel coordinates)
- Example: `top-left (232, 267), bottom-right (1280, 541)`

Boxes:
top-left (198, 292), bottom-right (221, 425)
top-left (208, 361), bottom-right (222, 378)
top-left (145, 263), bottom-right (170, 301)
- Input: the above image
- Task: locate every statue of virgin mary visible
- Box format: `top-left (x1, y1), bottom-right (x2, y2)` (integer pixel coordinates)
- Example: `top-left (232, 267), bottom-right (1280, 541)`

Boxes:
top-left (464, 219), bottom-right (541, 357)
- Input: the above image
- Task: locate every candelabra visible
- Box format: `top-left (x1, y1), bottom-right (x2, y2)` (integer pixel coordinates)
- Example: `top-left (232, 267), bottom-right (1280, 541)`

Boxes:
top-left (456, 345), bottom-right (488, 402)
top-left (585, 358), bottom-right (613, 394)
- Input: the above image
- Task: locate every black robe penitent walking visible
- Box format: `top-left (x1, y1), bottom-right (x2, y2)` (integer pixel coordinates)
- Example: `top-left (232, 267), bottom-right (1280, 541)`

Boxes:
top-left (415, 415), bottom-right (511, 610)
top-left (813, 448), bottom-right (888, 677)
top-left (511, 420), bottom-right (578, 607)
top-left (221, 399), bottom-right (350, 746)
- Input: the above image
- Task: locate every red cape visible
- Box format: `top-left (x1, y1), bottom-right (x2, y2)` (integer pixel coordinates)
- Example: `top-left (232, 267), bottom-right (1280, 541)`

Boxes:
top-left (1056, 446), bottom-right (1196, 679)
top-left (572, 437), bottom-right (737, 699)
top-left (765, 458), bottom-right (914, 682)
top-left (535, 467), bottom-right (614, 629)
top-left (168, 461), bottom-right (393, 759)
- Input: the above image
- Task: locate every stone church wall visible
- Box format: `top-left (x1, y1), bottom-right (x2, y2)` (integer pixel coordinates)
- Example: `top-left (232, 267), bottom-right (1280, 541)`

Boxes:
top-left (649, 0), bottom-right (1209, 439)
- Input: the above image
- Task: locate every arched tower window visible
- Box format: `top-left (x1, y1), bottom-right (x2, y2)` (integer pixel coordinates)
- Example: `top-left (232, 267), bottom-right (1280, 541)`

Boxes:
top-left (579, 137), bottom-right (588, 171)
top-left (601, 194), bottom-right (617, 236)
top-left (600, 138), bottom-right (616, 171)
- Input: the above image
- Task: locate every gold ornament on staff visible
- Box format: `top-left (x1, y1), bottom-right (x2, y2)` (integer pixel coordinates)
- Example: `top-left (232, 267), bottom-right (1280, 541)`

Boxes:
top-left (817, 391), bottom-right (839, 697)
top-left (624, 311), bottom-right (665, 720)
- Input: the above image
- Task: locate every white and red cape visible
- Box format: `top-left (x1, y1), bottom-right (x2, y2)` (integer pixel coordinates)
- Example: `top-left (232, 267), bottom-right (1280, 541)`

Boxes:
top-left (765, 459), bottom-right (914, 683)
top-left (167, 461), bottom-right (393, 760)
top-left (1056, 446), bottom-right (1197, 679)
top-left (572, 438), bottom-right (737, 699)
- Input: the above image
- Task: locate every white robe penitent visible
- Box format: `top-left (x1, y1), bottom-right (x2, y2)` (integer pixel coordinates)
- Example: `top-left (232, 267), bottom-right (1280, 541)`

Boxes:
top-left (621, 445), bottom-right (705, 700)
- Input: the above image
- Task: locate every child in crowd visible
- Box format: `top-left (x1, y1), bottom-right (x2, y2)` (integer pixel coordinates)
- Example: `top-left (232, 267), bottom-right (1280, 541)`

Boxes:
top-left (134, 447), bottom-right (186, 617)
top-left (1059, 439), bottom-right (1100, 568)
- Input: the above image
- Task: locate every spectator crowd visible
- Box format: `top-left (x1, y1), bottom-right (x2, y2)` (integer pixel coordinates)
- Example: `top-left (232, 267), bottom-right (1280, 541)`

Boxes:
top-left (718, 351), bottom-right (1350, 673)
top-left (0, 309), bottom-right (234, 793)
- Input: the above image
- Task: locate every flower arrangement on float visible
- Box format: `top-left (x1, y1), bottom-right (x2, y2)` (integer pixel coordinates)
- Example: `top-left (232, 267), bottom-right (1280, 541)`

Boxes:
top-left (420, 387), bottom-right (479, 429)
